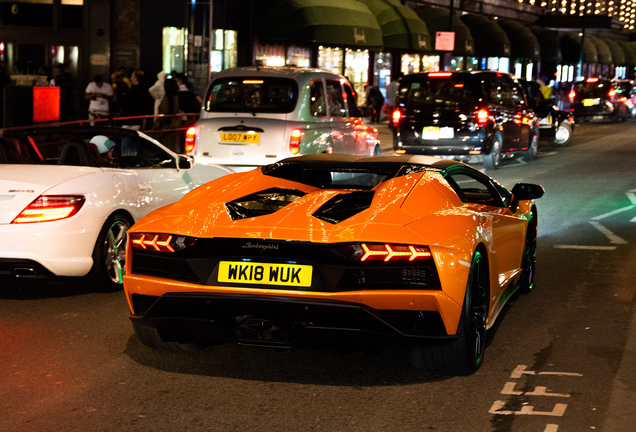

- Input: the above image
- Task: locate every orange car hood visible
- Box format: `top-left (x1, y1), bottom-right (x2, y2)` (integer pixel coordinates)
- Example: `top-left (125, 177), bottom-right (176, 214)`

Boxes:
top-left (131, 168), bottom-right (457, 244)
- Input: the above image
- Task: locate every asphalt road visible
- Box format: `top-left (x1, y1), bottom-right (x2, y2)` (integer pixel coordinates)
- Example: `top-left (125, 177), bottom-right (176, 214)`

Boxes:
top-left (1, 121), bottom-right (635, 432)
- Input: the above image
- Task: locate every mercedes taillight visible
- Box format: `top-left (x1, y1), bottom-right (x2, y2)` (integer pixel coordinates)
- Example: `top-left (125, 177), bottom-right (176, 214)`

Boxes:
top-left (12, 195), bottom-right (86, 224)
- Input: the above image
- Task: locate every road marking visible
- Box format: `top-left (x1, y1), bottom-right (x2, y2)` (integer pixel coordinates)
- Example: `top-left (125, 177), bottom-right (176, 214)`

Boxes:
top-left (544, 425), bottom-right (559, 432)
top-left (588, 221), bottom-right (628, 244)
top-left (591, 205), bottom-right (635, 221)
top-left (554, 245), bottom-right (617, 250)
top-left (489, 400), bottom-right (568, 416)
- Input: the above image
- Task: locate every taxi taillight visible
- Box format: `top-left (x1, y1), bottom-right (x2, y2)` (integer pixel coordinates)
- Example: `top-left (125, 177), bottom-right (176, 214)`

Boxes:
top-left (290, 129), bottom-right (302, 155)
top-left (185, 126), bottom-right (196, 153)
top-left (391, 109), bottom-right (401, 127)
top-left (476, 108), bottom-right (489, 127)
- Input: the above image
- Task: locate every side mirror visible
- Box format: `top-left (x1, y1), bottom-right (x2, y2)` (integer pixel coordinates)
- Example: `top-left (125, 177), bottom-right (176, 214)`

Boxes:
top-left (510, 183), bottom-right (544, 212)
top-left (177, 154), bottom-right (192, 170)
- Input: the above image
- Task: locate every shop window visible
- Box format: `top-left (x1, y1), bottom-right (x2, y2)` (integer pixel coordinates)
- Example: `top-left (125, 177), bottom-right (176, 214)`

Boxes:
top-left (318, 47), bottom-right (343, 75)
top-left (210, 29), bottom-right (237, 72)
top-left (163, 27), bottom-right (186, 74)
top-left (345, 49), bottom-right (368, 106)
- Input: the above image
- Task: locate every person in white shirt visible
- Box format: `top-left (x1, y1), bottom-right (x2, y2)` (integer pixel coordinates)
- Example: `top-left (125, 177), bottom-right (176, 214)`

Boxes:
top-left (85, 75), bottom-right (113, 120)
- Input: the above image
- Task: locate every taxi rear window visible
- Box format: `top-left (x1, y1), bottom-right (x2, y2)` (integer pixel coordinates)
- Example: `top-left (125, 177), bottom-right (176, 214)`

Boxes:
top-left (399, 74), bottom-right (481, 105)
top-left (573, 81), bottom-right (612, 99)
top-left (204, 77), bottom-right (299, 113)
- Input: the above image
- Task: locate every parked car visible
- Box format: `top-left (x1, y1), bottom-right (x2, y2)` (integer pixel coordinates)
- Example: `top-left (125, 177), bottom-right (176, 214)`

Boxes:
top-left (0, 125), bottom-right (231, 290)
top-left (186, 66), bottom-right (380, 172)
top-left (520, 79), bottom-right (575, 147)
top-left (611, 78), bottom-right (636, 118)
top-left (569, 77), bottom-right (629, 123)
top-left (390, 71), bottom-right (539, 170)
top-left (123, 154), bottom-right (544, 375)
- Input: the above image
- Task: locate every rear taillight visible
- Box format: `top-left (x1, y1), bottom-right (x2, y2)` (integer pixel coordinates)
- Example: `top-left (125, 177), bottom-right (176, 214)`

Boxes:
top-left (391, 109), bottom-right (401, 127)
top-left (335, 243), bottom-right (432, 262)
top-left (428, 72), bottom-right (453, 78)
top-left (12, 195), bottom-right (86, 224)
top-left (568, 90), bottom-right (576, 99)
top-left (130, 233), bottom-right (197, 253)
top-left (608, 89), bottom-right (617, 98)
top-left (476, 108), bottom-right (489, 127)
top-left (290, 129), bottom-right (302, 155)
top-left (184, 126), bottom-right (196, 153)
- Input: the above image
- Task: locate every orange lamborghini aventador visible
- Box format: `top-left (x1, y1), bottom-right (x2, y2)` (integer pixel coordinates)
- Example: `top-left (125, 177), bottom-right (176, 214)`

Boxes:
top-left (123, 154), bottom-right (544, 375)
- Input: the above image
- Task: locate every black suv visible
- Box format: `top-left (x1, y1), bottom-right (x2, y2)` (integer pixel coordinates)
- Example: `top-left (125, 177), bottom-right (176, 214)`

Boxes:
top-left (391, 71), bottom-right (539, 170)
top-left (569, 78), bottom-right (629, 123)
top-left (520, 79), bottom-right (574, 147)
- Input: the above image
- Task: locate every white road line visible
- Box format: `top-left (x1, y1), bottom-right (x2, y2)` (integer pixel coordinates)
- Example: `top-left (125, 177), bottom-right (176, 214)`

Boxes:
top-left (590, 205), bottom-right (635, 221)
top-left (554, 245), bottom-right (617, 250)
top-left (589, 221), bottom-right (628, 244)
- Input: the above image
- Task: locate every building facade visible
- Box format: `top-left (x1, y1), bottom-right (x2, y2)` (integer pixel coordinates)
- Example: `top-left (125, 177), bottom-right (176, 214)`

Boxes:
top-left (2, 0), bottom-right (636, 125)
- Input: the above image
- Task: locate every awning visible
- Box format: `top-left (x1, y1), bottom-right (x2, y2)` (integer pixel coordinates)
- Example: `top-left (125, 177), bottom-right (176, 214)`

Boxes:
top-left (256, 0), bottom-right (383, 50)
top-left (530, 26), bottom-right (561, 63)
top-left (460, 14), bottom-right (510, 58)
top-left (497, 19), bottom-right (540, 60)
top-left (599, 37), bottom-right (625, 65)
top-left (363, 0), bottom-right (431, 52)
top-left (414, 6), bottom-right (474, 56)
top-left (560, 32), bottom-right (598, 64)
top-left (618, 41), bottom-right (636, 65)
top-left (588, 36), bottom-right (612, 64)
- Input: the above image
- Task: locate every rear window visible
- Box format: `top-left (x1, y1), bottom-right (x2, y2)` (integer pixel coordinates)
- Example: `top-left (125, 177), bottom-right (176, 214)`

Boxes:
top-left (573, 81), bottom-right (613, 99)
top-left (204, 77), bottom-right (299, 113)
top-left (398, 74), bottom-right (482, 106)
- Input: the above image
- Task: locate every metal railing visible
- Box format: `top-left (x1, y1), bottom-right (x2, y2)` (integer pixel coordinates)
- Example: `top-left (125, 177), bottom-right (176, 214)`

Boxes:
top-left (1, 113), bottom-right (200, 154)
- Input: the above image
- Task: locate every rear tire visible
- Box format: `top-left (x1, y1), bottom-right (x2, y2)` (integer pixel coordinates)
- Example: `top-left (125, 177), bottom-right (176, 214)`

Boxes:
top-left (523, 132), bottom-right (539, 162)
top-left (482, 136), bottom-right (501, 170)
top-left (519, 213), bottom-right (538, 294)
top-left (552, 122), bottom-right (572, 147)
top-left (410, 251), bottom-right (488, 375)
top-left (89, 213), bottom-right (131, 291)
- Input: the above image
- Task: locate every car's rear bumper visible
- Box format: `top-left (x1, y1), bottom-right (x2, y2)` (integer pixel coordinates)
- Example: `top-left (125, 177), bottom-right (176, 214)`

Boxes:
top-left (128, 291), bottom-right (453, 349)
top-left (0, 221), bottom-right (96, 277)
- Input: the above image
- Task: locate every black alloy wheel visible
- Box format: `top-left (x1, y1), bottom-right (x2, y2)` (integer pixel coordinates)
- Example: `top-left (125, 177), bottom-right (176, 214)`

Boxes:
top-left (89, 213), bottom-right (131, 291)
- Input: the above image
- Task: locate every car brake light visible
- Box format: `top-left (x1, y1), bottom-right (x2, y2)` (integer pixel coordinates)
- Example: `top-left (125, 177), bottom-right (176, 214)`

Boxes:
top-left (391, 109), bottom-right (401, 127)
top-left (608, 89), bottom-right (617, 97)
top-left (290, 129), bottom-right (302, 155)
top-left (568, 90), bottom-right (576, 99)
top-left (130, 233), bottom-right (197, 253)
top-left (476, 108), bottom-right (489, 126)
top-left (12, 195), bottom-right (86, 224)
top-left (184, 126), bottom-right (196, 153)
top-left (428, 72), bottom-right (453, 78)
top-left (336, 243), bottom-right (432, 262)
top-left (586, 77), bottom-right (599, 83)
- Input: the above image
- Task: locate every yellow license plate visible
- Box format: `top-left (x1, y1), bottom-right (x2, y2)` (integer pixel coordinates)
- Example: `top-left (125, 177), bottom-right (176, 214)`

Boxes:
top-left (220, 132), bottom-right (260, 143)
top-left (422, 126), bottom-right (440, 140)
top-left (583, 98), bottom-right (595, 107)
top-left (218, 261), bottom-right (312, 287)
